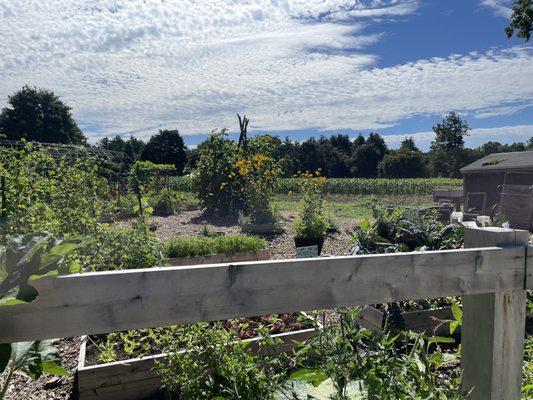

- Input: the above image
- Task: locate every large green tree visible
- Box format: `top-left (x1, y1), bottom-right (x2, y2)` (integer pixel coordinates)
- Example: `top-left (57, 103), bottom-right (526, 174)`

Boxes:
top-left (506, 0), bottom-right (533, 41)
top-left (430, 112), bottom-right (470, 152)
top-left (429, 112), bottom-right (470, 178)
top-left (351, 133), bottom-right (388, 178)
top-left (141, 129), bottom-right (187, 174)
top-left (0, 86), bottom-right (86, 144)
top-left (378, 149), bottom-right (426, 178)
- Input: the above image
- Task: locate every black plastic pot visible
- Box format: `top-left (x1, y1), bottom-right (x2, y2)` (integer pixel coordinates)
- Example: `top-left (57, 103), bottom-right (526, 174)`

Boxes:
top-left (294, 237), bottom-right (326, 255)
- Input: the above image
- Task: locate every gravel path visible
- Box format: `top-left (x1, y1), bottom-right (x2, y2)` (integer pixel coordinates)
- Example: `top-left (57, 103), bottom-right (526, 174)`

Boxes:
top-left (141, 209), bottom-right (357, 259)
top-left (2, 210), bottom-right (358, 399)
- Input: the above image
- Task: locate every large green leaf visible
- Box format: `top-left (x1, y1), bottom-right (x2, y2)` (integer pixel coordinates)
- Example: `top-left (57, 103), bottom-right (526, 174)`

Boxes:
top-left (37, 341), bottom-right (70, 377)
top-left (451, 303), bottom-right (462, 325)
top-left (306, 379), bottom-right (365, 399)
top-left (10, 340), bottom-right (69, 380)
top-left (11, 341), bottom-right (43, 380)
top-left (289, 368), bottom-right (328, 387)
top-left (0, 233), bottom-right (92, 306)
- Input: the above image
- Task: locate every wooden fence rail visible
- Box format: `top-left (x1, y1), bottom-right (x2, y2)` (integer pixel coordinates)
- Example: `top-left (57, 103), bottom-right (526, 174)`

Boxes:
top-left (0, 227), bottom-right (531, 400)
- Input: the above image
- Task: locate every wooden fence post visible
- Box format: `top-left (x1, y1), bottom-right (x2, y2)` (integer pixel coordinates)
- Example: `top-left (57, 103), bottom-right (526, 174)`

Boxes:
top-left (462, 227), bottom-right (529, 399)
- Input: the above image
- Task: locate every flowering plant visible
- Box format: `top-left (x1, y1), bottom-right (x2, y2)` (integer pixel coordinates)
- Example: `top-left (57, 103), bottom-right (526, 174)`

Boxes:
top-left (235, 135), bottom-right (281, 224)
top-left (196, 131), bottom-right (280, 222)
top-left (293, 170), bottom-right (329, 239)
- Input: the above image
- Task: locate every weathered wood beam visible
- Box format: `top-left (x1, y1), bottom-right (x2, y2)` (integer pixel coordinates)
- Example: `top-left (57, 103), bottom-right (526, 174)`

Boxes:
top-left (462, 227), bottom-right (529, 400)
top-left (0, 246), bottom-right (528, 343)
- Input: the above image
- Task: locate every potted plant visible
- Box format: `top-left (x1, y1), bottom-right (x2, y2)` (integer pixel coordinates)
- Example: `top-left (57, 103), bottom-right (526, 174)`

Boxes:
top-left (293, 170), bottom-right (328, 255)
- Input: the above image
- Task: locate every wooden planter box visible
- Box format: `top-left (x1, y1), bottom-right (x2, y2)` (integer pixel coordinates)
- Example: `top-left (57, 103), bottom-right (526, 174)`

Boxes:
top-left (77, 322), bottom-right (318, 400)
top-left (167, 249), bottom-right (270, 266)
top-left (356, 306), bottom-right (455, 336)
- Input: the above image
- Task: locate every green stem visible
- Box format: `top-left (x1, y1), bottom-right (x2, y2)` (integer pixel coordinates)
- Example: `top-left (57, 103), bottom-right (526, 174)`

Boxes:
top-left (0, 367), bottom-right (15, 400)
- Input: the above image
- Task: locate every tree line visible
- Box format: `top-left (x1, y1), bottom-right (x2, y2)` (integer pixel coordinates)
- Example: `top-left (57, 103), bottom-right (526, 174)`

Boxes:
top-left (1, 86), bottom-right (532, 179)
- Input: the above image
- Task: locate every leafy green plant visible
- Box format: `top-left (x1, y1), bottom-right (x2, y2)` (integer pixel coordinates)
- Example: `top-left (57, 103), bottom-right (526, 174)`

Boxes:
top-left (0, 340), bottom-right (70, 400)
top-left (292, 170), bottom-right (329, 239)
top-left (80, 226), bottom-right (161, 272)
top-left (0, 233), bottom-right (91, 399)
top-left (128, 160), bottom-right (174, 217)
top-left (163, 234), bottom-right (265, 259)
top-left (156, 324), bottom-right (287, 400)
top-left (234, 135), bottom-right (282, 224)
top-left (287, 309), bottom-right (468, 400)
top-left (351, 206), bottom-right (463, 255)
top-left (195, 129), bottom-right (242, 217)
top-left (0, 232), bottom-right (93, 305)
top-left (150, 189), bottom-right (184, 216)
top-left (350, 219), bottom-right (403, 255)
top-left (0, 143), bottom-right (103, 237)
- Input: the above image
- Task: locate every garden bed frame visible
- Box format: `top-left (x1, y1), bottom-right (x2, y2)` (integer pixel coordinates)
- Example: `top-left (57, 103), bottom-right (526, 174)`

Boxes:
top-left (1, 227), bottom-right (531, 400)
top-left (167, 249), bottom-right (270, 267)
top-left (357, 306), bottom-right (454, 335)
top-left (77, 321), bottom-right (316, 400)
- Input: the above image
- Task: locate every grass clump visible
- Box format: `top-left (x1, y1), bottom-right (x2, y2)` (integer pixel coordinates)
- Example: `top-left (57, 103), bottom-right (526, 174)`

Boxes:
top-left (163, 234), bottom-right (265, 259)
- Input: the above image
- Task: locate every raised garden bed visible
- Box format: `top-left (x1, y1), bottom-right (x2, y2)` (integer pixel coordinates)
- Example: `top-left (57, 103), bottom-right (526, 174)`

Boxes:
top-left (357, 305), bottom-right (455, 336)
top-left (167, 249), bottom-right (270, 266)
top-left (77, 313), bottom-right (318, 400)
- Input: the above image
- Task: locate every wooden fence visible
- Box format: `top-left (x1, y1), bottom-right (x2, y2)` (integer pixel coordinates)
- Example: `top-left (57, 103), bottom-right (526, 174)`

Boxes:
top-left (0, 227), bottom-right (531, 400)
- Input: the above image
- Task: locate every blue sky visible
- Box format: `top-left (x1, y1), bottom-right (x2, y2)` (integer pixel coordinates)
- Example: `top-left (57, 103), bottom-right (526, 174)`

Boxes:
top-left (1, 0), bottom-right (532, 150)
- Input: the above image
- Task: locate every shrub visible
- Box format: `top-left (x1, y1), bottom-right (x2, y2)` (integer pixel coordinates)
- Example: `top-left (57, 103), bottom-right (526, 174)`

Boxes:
top-left (234, 135), bottom-right (281, 224)
top-left (80, 226), bottom-right (161, 271)
top-left (195, 129), bottom-right (241, 216)
top-left (195, 130), bottom-right (281, 221)
top-left (150, 190), bottom-right (183, 216)
top-left (163, 234), bottom-right (265, 259)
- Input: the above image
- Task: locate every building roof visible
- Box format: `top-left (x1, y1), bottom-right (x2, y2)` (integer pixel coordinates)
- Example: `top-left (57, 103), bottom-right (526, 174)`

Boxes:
top-left (461, 151), bottom-right (533, 174)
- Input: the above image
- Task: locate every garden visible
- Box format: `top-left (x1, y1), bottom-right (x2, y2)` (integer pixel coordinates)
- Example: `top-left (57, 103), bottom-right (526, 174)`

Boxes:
top-left (0, 135), bottom-right (532, 400)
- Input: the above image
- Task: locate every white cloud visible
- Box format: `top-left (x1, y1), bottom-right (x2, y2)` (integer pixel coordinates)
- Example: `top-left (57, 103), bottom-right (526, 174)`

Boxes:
top-left (1, 0), bottom-right (532, 144)
top-left (480, 0), bottom-right (513, 18)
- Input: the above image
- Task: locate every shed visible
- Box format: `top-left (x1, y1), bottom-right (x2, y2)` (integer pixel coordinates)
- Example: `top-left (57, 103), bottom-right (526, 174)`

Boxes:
top-left (460, 151), bottom-right (533, 229)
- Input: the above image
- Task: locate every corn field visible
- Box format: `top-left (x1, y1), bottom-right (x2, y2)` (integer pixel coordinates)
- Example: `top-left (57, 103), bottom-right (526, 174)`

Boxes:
top-left (172, 176), bottom-right (463, 196)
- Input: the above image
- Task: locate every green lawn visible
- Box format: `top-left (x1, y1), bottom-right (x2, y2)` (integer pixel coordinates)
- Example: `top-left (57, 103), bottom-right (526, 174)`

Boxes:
top-left (179, 191), bottom-right (435, 223)
top-left (275, 194), bottom-right (434, 221)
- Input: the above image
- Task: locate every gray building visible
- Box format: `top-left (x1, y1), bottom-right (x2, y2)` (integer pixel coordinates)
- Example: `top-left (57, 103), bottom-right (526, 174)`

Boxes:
top-left (460, 151), bottom-right (533, 229)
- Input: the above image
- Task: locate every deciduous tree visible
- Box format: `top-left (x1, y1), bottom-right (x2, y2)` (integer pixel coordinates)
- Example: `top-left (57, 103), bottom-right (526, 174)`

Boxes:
top-left (506, 0), bottom-right (533, 41)
top-left (141, 129), bottom-right (187, 174)
top-left (0, 86), bottom-right (86, 144)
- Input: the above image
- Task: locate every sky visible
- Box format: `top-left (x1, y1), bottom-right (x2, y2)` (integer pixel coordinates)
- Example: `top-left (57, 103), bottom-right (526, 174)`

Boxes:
top-left (1, 0), bottom-right (532, 150)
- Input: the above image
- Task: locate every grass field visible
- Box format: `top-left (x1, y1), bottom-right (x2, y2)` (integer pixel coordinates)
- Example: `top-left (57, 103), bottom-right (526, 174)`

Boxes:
top-left (275, 194), bottom-right (435, 221)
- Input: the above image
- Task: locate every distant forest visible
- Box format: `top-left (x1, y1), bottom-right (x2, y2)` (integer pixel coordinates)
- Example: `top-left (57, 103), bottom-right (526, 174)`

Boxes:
top-left (95, 124), bottom-right (532, 179)
top-left (1, 87), bottom-right (532, 179)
